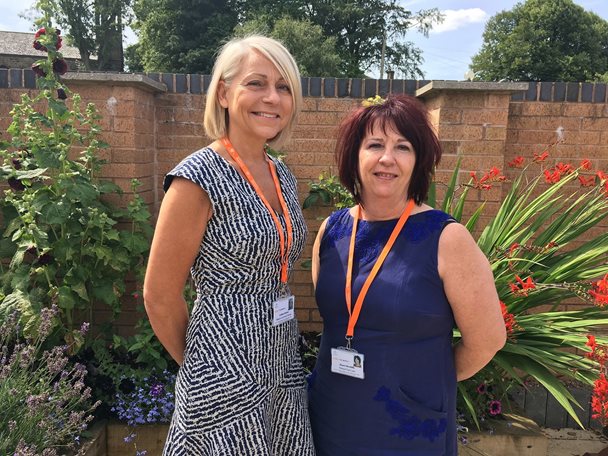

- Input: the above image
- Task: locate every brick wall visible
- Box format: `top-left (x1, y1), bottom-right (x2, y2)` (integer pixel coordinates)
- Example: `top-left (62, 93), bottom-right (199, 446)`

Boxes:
top-left (1, 69), bottom-right (607, 333)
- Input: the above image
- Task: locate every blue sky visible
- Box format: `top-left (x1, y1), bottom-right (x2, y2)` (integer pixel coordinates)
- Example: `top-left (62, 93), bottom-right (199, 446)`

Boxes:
top-left (1, 0), bottom-right (607, 80)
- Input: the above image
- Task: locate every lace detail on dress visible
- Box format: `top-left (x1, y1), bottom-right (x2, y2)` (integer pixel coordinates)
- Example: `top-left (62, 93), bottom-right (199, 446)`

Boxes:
top-left (323, 208), bottom-right (455, 264)
top-left (374, 386), bottom-right (447, 442)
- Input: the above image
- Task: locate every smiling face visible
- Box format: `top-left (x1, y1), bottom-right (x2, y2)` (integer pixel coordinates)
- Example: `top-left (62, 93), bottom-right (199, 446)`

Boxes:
top-left (218, 51), bottom-right (293, 147)
top-left (358, 121), bottom-right (416, 208)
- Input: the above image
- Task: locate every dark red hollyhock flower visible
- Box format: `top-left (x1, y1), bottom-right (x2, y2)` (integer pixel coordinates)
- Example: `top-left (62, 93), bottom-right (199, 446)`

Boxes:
top-left (36, 252), bottom-right (54, 266)
top-left (33, 28), bottom-right (62, 52)
top-left (57, 88), bottom-right (68, 100)
top-left (25, 246), bottom-right (38, 256)
top-left (32, 63), bottom-right (46, 77)
top-left (11, 158), bottom-right (22, 170)
top-left (8, 177), bottom-right (25, 191)
top-left (52, 59), bottom-right (68, 75)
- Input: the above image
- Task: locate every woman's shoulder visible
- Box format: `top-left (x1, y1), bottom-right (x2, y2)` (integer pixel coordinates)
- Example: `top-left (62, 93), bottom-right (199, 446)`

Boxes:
top-left (163, 146), bottom-right (224, 192)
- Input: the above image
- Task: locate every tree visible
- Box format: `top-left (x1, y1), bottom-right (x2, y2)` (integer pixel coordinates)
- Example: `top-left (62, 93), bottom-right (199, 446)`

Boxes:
top-left (46, 0), bottom-right (130, 71)
top-left (235, 15), bottom-right (341, 77)
top-left (300, 0), bottom-right (442, 78)
top-left (131, 0), bottom-right (237, 74)
top-left (470, 0), bottom-right (608, 82)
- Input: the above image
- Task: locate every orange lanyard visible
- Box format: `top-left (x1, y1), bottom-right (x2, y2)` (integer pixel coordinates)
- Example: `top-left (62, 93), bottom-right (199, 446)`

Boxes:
top-left (221, 137), bottom-right (293, 286)
top-left (345, 199), bottom-right (415, 344)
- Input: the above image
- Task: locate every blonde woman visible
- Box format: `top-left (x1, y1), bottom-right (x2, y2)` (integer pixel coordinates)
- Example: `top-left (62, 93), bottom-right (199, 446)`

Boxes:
top-left (144, 36), bottom-right (314, 455)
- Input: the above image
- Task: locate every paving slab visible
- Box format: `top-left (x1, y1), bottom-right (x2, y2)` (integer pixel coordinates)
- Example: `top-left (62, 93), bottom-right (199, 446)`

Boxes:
top-left (544, 428), bottom-right (608, 456)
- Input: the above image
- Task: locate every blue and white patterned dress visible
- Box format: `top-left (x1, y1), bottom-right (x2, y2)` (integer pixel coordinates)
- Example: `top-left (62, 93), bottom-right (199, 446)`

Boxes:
top-left (162, 147), bottom-right (314, 455)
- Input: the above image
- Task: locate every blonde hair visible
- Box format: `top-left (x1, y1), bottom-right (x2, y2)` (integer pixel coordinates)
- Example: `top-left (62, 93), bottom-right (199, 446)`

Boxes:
top-left (204, 35), bottom-right (302, 148)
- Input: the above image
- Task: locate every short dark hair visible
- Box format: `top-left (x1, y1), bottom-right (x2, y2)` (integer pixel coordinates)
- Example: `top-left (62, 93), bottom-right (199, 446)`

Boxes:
top-left (335, 94), bottom-right (442, 205)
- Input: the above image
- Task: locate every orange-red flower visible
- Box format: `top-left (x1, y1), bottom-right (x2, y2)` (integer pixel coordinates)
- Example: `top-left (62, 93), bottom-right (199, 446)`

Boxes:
top-left (555, 162), bottom-right (574, 175)
top-left (510, 275), bottom-right (536, 296)
top-left (471, 167), bottom-right (506, 190)
top-left (580, 159), bottom-right (592, 170)
top-left (544, 169), bottom-right (561, 184)
top-left (590, 274), bottom-right (608, 307)
top-left (500, 301), bottom-right (518, 336)
top-left (579, 175), bottom-right (596, 187)
top-left (533, 151), bottom-right (549, 163)
top-left (508, 156), bottom-right (525, 168)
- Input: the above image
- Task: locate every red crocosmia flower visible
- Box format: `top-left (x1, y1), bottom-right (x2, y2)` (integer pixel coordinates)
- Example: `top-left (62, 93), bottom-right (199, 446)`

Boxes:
top-left (52, 59), bottom-right (68, 75)
top-left (510, 275), bottom-right (536, 296)
top-left (590, 274), bottom-right (608, 307)
top-left (508, 243), bottom-right (520, 257)
top-left (533, 151), bottom-right (549, 162)
top-left (34, 28), bottom-right (46, 39)
top-left (587, 334), bottom-right (597, 351)
top-left (489, 400), bottom-right (502, 416)
top-left (592, 373), bottom-right (608, 426)
top-left (598, 171), bottom-right (608, 183)
top-left (508, 156), bottom-right (525, 168)
top-left (500, 301), bottom-right (517, 335)
top-left (579, 175), bottom-right (596, 187)
top-left (580, 159), bottom-right (592, 170)
top-left (544, 169), bottom-right (561, 184)
top-left (555, 162), bottom-right (574, 175)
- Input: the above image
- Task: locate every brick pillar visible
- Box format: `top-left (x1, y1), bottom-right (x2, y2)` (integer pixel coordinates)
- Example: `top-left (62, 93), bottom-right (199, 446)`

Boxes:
top-left (416, 81), bottom-right (528, 225)
top-left (62, 73), bottom-right (166, 336)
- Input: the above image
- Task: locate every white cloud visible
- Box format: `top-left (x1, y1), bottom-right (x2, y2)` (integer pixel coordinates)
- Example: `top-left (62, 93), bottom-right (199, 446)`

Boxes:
top-left (431, 8), bottom-right (489, 34)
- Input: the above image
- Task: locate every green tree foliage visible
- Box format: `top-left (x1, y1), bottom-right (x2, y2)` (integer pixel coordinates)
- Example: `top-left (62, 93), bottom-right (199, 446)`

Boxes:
top-left (235, 15), bottom-right (341, 77)
top-left (46, 0), bottom-right (130, 71)
top-left (131, 0), bottom-right (441, 78)
top-left (470, 0), bottom-right (608, 81)
top-left (131, 0), bottom-right (237, 74)
top-left (299, 0), bottom-right (442, 78)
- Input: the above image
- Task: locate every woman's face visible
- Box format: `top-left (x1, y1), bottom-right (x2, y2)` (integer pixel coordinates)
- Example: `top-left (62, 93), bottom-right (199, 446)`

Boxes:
top-left (357, 121), bottom-right (416, 205)
top-left (218, 51), bottom-right (293, 145)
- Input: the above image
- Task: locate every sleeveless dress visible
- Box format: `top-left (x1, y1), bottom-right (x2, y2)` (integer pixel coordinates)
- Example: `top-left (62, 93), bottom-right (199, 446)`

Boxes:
top-left (308, 208), bottom-right (458, 456)
top-left (162, 147), bottom-right (315, 455)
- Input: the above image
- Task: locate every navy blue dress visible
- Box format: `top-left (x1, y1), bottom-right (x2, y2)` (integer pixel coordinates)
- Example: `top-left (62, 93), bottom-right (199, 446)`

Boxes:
top-left (309, 208), bottom-right (458, 456)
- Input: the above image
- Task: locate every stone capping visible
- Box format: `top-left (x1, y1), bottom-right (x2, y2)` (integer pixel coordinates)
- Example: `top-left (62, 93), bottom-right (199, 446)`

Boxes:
top-left (2, 68), bottom-right (607, 102)
top-left (62, 72), bottom-right (167, 93)
top-left (416, 80), bottom-right (529, 98)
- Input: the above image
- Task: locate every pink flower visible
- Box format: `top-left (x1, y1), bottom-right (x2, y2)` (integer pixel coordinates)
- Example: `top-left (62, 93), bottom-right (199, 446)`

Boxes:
top-left (489, 400), bottom-right (502, 416)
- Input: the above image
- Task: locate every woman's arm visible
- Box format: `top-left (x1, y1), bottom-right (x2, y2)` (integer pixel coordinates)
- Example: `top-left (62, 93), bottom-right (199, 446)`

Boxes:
top-left (311, 218), bottom-right (329, 290)
top-left (143, 177), bottom-right (212, 366)
top-left (438, 222), bottom-right (506, 381)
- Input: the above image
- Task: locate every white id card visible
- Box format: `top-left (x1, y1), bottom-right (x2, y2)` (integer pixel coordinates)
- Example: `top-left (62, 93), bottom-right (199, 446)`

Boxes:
top-left (331, 348), bottom-right (365, 379)
top-left (272, 295), bottom-right (295, 326)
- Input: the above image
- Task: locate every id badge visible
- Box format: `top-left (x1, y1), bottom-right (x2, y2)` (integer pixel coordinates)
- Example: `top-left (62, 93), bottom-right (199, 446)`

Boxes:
top-left (331, 347), bottom-right (365, 379)
top-left (272, 295), bottom-right (295, 326)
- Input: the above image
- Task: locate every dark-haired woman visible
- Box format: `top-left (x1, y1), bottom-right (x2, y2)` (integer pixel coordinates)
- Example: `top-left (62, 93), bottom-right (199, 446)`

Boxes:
top-left (308, 94), bottom-right (506, 455)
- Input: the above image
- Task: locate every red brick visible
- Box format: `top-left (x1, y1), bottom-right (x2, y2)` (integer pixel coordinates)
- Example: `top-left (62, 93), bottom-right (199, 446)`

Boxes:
top-left (484, 126), bottom-right (507, 141)
top-left (439, 108), bottom-right (463, 124)
top-left (438, 124), bottom-right (484, 141)
top-left (461, 109), bottom-right (509, 125)
top-left (316, 98), bottom-right (358, 112)
top-left (520, 103), bottom-right (562, 117)
top-left (485, 93), bottom-right (512, 109)
top-left (562, 104), bottom-right (596, 117)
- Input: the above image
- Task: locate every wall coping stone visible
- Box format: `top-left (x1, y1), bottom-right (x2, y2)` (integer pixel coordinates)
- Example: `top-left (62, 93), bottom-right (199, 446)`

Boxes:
top-left (416, 80), bottom-right (529, 98)
top-left (62, 72), bottom-right (166, 93)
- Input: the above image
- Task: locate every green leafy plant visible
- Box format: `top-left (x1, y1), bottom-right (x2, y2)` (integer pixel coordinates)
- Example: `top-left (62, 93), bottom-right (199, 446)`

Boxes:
top-left (0, 1), bottom-right (152, 348)
top-left (303, 172), bottom-right (354, 210)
